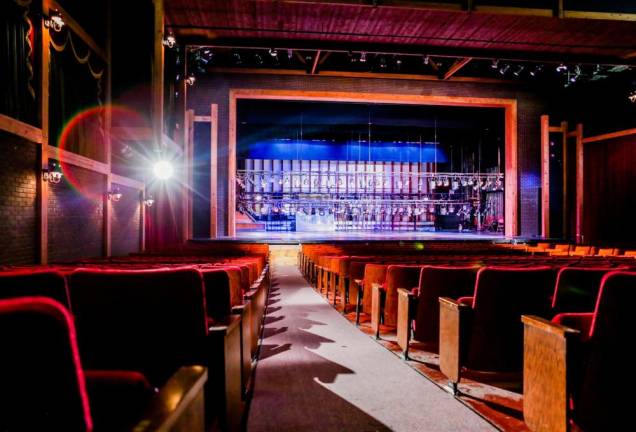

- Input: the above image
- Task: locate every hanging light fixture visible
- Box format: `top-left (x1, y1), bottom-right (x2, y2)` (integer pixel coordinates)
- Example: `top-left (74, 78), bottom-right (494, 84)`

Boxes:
top-left (42, 160), bottom-right (63, 183)
top-left (107, 187), bottom-right (122, 202)
top-left (162, 31), bottom-right (177, 48)
top-left (143, 194), bottom-right (155, 207)
top-left (44, 9), bottom-right (65, 32)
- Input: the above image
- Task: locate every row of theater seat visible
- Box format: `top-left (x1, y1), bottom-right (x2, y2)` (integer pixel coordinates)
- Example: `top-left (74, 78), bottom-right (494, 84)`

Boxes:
top-left (299, 241), bottom-right (636, 432)
top-left (0, 243), bottom-right (269, 432)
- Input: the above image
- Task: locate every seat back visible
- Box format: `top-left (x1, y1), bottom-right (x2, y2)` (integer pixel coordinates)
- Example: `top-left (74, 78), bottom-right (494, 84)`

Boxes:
top-left (551, 267), bottom-right (609, 314)
top-left (362, 264), bottom-right (388, 313)
top-left (0, 297), bottom-right (92, 431)
top-left (384, 265), bottom-right (423, 326)
top-left (200, 268), bottom-right (232, 323)
top-left (69, 268), bottom-right (207, 385)
top-left (575, 271), bottom-right (636, 430)
top-left (0, 270), bottom-right (70, 308)
top-left (414, 266), bottom-right (479, 350)
top-left (466, 266), bottom-right (556, 372)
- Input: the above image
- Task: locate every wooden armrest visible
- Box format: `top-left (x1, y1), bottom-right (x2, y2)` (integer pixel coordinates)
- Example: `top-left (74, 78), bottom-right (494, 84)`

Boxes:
top-left (371, 283), bottom-right (383, 338)
top-left (522, 315), bottom-right (580, 432)
top-left (439, 297), bottom-right (471, 389)
top-left (396, 288), bottom-right (416, 357)
top-left (133, 366), bottom-right (208, 432)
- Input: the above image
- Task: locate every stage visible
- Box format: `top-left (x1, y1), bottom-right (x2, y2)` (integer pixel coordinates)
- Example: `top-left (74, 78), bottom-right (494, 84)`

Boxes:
top-left (219, 230), bottom-right (508, 243)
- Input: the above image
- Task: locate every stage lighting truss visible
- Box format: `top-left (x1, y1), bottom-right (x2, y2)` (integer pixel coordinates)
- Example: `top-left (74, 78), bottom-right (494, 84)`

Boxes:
top-left (236, 168), bottom-right (503, 231)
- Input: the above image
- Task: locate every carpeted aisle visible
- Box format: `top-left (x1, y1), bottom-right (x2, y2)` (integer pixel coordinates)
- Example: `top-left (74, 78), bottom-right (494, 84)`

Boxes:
top-left (247, 261), bottom-right (496, 432)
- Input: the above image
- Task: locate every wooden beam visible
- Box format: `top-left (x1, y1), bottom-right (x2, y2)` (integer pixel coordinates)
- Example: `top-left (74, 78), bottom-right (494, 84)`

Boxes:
top-left (210, 104), bottom-right (218, 239)
top-left (540, 115), bottom-right (550, 238)
top-left (575, 123), bottom-right (584, 244)
top-left (548, 126), bottom-right (562, 133)
top-left (567, 131), bottom-right (578, 138)
top-left (194, 115), bottom-right (211, 122)
top-left (310, 50), bottom-right (321, 74)
top-left (184, 110), bottom-right (194, 241)
top-left (582, 128), bottom-right (636, 144)
top-left (0, 114), bottom-right (43, 143)
top-left (153, 0), bottom-right (165, 151)
top-left (505, 101), bottom-right (518, 237)
top-left (561, 121), bottom-right (569, 240)
top-left (47, 145), bottom-right (110, 174)
top-left (205, 67), bottom-right (516, 85)
top-left (111, 173), bottom-right (144, 190)
top-left (111, 126), bottom-right (154, 141)
top-left (49, 0), bottom-right (107, 60)
top-left (443, 57), bottom-right (472, 80)
top-left (228, 95), bottom-right (237, 237)
top-left (40, 1), bottom-right (52, 265)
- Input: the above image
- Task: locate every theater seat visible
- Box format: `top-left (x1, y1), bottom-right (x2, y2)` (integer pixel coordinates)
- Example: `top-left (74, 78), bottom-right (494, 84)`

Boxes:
top-left (439, 266), bottom-right (556, 392)
top-left (0, 269), bottom-right (70, 307)
top-left (396, 266), bottom-right (479, 357)
top-left (551, 267), bottom-right (610, 314)
top-left (523, 271), bottom-right (636, 432)
top-left (371, 265), bottom-right (422, 338)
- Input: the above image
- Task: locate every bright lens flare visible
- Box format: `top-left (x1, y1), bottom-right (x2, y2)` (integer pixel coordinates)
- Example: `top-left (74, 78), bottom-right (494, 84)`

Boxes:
top-left (153, 160), bottom-right (174, 180)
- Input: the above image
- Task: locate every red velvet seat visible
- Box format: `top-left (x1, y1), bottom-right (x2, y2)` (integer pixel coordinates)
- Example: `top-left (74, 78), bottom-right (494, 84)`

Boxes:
top-left (68, 268), bottom-right (208, 386)
top-left (0, 297), bottom-right (93, 431)
top-left (0, 269), bottom-right (70, 308)
top-left (412, 265), bottom-right (479, 351)
top-left (439, 266), bottom-right (556, 390)
top-left (551, 267), bottom-right (610, 314)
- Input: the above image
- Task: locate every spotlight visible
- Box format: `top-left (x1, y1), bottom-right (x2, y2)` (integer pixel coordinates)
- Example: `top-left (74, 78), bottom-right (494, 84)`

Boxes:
top-left (153, 160), bottom-right (174, 180)
top-left (287, 49), bottom-right (293, 60)
top-left (254, 53), bottom-right (264, 65)
top-left (628, 89), bottom-right (636, 103)
top-left (379, 56), bottom-right (387, 69)
top-left (529, 65), bottom-right (543, 77)
top-left (360, 52), bottom-right (367, 63)
top-left (395, 56), bottom-right (402, 67)
top-left (423, 55), bottom-right (430, 65)
top-left (107, 187), bottom-right (122, 202)
top-left (499, 64), bottom-right (510, 75)
top-left (269, 48), bottom-right (278, 57)
top-left (556, 63), bottom-right (568, 73)
top-left (44, 9), bottom-right (65, 32)
top-left (162, 32), bottom-right (176, 48)
top-left (143, 195), bottom-right (155, 207)
top-left (185, 73), bottom-right (196, 86)
top-left (491, 59), bottom-right (499, 69)
top-left (513, 65), bottom-right (524, 76)
top-left (233, 52), bottom-right (243, 65)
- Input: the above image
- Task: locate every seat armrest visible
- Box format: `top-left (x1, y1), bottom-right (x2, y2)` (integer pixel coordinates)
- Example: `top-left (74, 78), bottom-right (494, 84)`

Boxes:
top-left (371, 283), bottom-right (384, 338)
top-left (133, 366), bottom-right (208, 432)
top-left (439, 297), bottom-right (471, 391)
top-left (397, 288), bottom-right (417, 357)
top-left (522, 315), bottom-right (580, 432)
top-left (551, 313), bottom-right (593, 340)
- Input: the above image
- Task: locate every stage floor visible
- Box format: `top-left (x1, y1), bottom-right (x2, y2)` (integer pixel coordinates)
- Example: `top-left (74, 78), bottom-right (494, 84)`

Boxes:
top-left (230, 230), bottom-right (507, 242)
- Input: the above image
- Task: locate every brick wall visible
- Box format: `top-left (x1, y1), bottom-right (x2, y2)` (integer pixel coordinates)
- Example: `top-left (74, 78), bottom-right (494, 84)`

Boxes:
top-left (47, 165), bottom-right (104, 262)
top-left (187, 73), bottom-right (547, 236)
top-left (0, 132), bottom-right (38, 265)
top-left (111, 183), bottom-right (141, 256)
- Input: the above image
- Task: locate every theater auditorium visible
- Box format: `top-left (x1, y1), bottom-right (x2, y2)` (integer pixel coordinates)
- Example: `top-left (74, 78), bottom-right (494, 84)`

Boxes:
top-left (1, 1), bottom-right (636, 431)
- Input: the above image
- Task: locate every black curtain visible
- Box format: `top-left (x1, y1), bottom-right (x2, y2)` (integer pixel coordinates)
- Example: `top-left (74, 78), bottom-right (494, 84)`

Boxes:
top-left (49, 30), bottom-right (105, 161)
top-left (0, 0), bottom-right (36, 124)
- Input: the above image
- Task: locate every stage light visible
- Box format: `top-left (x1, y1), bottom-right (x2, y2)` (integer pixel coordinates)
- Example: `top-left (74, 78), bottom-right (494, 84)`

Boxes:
top-left (233, 52), bottom-right (243, 65)
top-left (44, 9), bottom-right (65, 32)
top-left (42, 161), bottom-right (63, 183)
top-left (254, 53), bottom-right (264, 65)
top-left (423, 55), bottom-right (430, 65)
top-left (162, 32), bottom-right (176, 48)
top-left (153, 160), bottom-right (174, 180)
top-left (287, 49), bottom-right (293, 60)
top-left (491, 59), bottom-right (499, 69)
top-left (529, 65), bottom-right (543, 77)
top-left (269, 48), bottom-right (278, 58)
top-left (556, 63), bottom-right (568, 72)
top-left (185, 74), bottom-right (196, 86)
top-left (628, 89), bottom-right (636, 103)
top-left (107, 187), bottom-right (122, 202)
top-left (143, 195), bottom-right (154, 207)
top-left (255, 194), bottom-right (262, 202)
top-left (513, 65), bottom-right (524, 76)
top-left (360, 52), bottom-right (367, 63)
top-left (499, 64), bottom-right (510, 75)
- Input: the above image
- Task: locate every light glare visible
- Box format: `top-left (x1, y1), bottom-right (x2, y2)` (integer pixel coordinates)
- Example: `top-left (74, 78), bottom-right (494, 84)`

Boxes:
top-left (153, 160), bottom-right (174, 180)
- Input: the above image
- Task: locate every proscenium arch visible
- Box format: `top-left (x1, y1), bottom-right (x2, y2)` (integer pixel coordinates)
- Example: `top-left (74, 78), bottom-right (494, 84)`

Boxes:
top-left (228, 89), bottom-right (518, 238)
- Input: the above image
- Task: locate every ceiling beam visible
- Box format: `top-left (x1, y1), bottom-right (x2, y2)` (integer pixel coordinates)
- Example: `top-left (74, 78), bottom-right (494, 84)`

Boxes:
top-left (310, 50), bottom-right (321, 74)
top-left (443, 57), bottom-right (472, 80)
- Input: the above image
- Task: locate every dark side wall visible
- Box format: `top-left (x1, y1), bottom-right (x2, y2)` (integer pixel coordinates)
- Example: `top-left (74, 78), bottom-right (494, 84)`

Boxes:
top-left (187, 73), bottom-right (547, 237)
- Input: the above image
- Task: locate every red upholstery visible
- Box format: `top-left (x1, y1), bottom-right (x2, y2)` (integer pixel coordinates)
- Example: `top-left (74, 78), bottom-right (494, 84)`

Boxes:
top-left (551, 313), bottom-right (594, 341)
top-left (69, 268), bottom-right (208, 385)
top-left (464, 266), bottom-right (556, 372)
top-left (569, 271), bottom-right (636, 431)
top-left (0, 269), bottom-right (70, 308)
top-left (384, 265), bottom-right (423, 326)
top-left (551, 267), bottom-right (610, 314)
top-left (362, 264), bottom-right (388, 314)
top-left (200, 268), bottom-right (233, 323)
top-left (0, 297), bottom-right (93, 431)
top-left (413, 266), bottom-right (479, 351)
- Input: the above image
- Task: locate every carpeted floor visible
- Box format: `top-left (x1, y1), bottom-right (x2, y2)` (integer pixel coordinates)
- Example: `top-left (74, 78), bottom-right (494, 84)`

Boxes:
top-left (246, 262), bottom-right (496, 432)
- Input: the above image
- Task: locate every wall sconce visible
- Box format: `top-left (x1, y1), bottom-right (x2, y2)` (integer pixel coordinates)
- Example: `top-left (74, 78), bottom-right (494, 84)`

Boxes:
top-left (107, 187), bottom-right (122, 202)
top-left (44, 9), bottom-right (65, 32)
top-left (143, 194), bottom-right (154, 207)
top-left (162, 31), bottom-right (176, 48)
top-left (42, 161), bottom-right (63, 183)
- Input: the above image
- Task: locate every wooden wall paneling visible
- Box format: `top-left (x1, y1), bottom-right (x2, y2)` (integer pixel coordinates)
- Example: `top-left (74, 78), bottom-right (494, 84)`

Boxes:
top-left (0, 114), bottom-right (43, 143)
top-left (540, 115), bottom-right (550, 238)
top-left (228, 95), bottom-right (237, 237)
top-left (582, 128), bottom-right (636, 144)
top-left (575, 123), bottom-right (584, 244)
top-left (210, 104), bottom-right (218, 238)
top-left (504, 101), bottom-right (518, 237)
top-left (153, 0), bottom-right (164, 150)
top-left (184, 109), bottom-right (194, 241)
